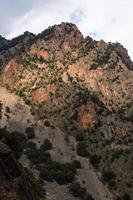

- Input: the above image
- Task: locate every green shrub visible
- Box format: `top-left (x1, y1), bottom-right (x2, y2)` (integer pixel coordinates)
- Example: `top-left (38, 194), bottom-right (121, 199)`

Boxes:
top-left (63, 163), bottom-right (76, 174)
top-left (5, 106), bottom-right (11, 113)
top-left (27, 141), bottom-right (36, 149)
top-left (26, 146), bottom-right (51, 164)
top-left (26, 147), bottom-right (39, 164)
top-left (111, 149), bottom-right (123, 161)
top-left (55, 170), bottom-right (74, 185)
top-left (40, 167), bottom-right (55, 182)
top-left (102, 170), bottom-right (116, 182)
top-left (72, 160), bottom-right (82, 169)
top-left (84, 193), bottom-right (94, 200)
top-left (26, 127), bottom-right (35, 139)
top-left (40, 139), bottom-right (52, 151)
top-left (1, 129), bottom-right (26, 159)
top-left (122, 193), bottom-right (131, 200)
top-left (69, 182), bottom-right (87, 198)
top-left (77, 142), bottom-right (89, 157)
top-left (108, 180), bottom-right (116, 190)
top-left (39, 160), bottom-right (77, 185)
top-left (38, 152), bottom-right (51, 163)
top-left (45, 160), bottom-right (61, 171)
top-left (89, 154), bottom-right (100, 168)
top-left (75, 131), bottom-right (84, 141)
top-left (44, 120), bottom-right (50, 127)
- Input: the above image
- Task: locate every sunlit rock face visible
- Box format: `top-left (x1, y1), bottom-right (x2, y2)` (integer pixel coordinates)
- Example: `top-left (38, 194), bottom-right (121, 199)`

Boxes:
top-left (1, 22), bottom-right (133, 128)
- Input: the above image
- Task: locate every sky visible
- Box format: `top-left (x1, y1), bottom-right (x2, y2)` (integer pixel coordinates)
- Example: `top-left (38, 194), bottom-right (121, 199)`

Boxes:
top-left (0, 0), bottom-right (132, 60)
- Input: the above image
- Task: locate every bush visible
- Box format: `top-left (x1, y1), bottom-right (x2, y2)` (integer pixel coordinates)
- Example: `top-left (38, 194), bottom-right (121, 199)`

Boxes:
top-left (1, 129), bottom-right (26, 159)
top-left (77, 142), bottom-right (89, 157)
top-left (72, 160), bottom-right (82, 169)
top-left (70, 182), bottom-right (87, 198)
top-left (37, 152), bottom-right (51, 163)
top-left (63, 163), bottom-right (76, 174)
top-left (84, 193), bottom-right (94, 200)
top-left (40, 139), bottom-right (52, 151)
top-left (75, 131), bottom-right (84, 141)
top-left (54, 162), bottom-right (76, 184)
top-left (26, 147), bottom-right (39, 164)
top-left (40, 167), bottom-right (55, 182)
top-left (5, 106), bottom-right (11, 113)
top-left (26, 143), bottom-right (51, 165)
top-left (26, 127), bottom-right (35, 139)
top-left (55, 170), bottom-right (74, 185)
top-left (89, 154), bottom-right (100, 167)
top-left (27, 141), bottom-right (36, 149)
top-left (44, 120), bottom-right (50, 127)
top-left (108, 179), bottom-right (116, 190)
top-left (111, 149), bottom-right (123, 161)
top-left (45, 160), bottom-right (61, 171)
top-left (39, 160), bottom-right (77, 185)
top-left (122, 193), bottom-right (131, 200)
top-left (102, 170), bottom-right (116, 182)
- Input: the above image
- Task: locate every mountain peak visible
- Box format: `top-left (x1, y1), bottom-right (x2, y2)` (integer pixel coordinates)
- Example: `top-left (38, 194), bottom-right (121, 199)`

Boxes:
top-left (37, 22), bottom-right (83, 47)
top-left (54, 22), bottom-right (81, 33)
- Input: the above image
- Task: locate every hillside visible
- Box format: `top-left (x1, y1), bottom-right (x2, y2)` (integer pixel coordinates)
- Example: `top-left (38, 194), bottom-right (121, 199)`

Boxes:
top-left (0, 22), bottom-right (133, 200)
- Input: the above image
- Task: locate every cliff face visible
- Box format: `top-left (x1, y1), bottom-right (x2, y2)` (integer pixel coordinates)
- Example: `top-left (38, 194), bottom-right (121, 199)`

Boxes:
top-left (0, 141), bottom-right (44, 200)
top-left (1, 23), bottom-right (132, 133)
top-left (0, 22), bottom-right (133, 200)
top-left (1, 23), bottom-right (132, 115)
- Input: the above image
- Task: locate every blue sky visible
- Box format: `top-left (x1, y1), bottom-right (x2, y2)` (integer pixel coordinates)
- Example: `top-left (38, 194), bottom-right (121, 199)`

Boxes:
top-left (0, 0), bottom-right (132, 59)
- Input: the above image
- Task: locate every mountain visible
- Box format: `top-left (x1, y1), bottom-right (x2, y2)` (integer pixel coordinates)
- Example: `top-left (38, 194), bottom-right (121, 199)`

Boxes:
top-left (0, 22), bottom-right (133, 200)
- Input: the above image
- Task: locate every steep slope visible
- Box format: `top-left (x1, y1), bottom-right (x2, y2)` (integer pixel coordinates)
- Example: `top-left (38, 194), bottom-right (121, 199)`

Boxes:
top-left (0, 141), bottom-right (46, 200)
top-left (0, 85), bottom-right (111, 200)
top-left (0, 22), bottom-right (133, 200)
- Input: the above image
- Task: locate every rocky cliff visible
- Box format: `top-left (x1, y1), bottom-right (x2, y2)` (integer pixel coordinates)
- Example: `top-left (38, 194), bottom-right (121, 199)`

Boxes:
top-left (0, 22), bottom-right (132, 200)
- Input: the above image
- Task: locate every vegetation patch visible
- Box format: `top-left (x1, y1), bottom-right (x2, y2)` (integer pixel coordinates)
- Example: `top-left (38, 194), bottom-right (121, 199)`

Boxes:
top-left (70, 182), bottom-right (94, 200)
top-left (0, 128), bottom-right (26, 159)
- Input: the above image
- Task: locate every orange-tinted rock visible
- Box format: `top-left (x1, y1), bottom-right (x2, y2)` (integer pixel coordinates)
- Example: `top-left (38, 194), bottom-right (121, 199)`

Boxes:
top-left (30, 47), bottom-right (49, 60)
top-left (3, 57), bottom-right (21, 83)
top-left (31, 84), bottom-right (56, 104)
top-left (40, 50), bottom-right (49, 59)
top-left (56, 61), bottom-right (64, 69)
top-left (68, 58), bottom-right (87, 78)
top-left (63, 41), bottom-right (70, 51)
top-left (101, 84), bottom-right (110, 96)
top-left (77, 101), bottom-right (98, 128)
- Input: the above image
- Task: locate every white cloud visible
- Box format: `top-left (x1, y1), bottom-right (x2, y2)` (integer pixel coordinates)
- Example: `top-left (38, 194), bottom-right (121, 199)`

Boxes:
top-left (6, 0), bottom-right (81, 38)
top-left (70, 9), bottom-right (84, 24)
top-left (4, 0), bottom-right (133, 60)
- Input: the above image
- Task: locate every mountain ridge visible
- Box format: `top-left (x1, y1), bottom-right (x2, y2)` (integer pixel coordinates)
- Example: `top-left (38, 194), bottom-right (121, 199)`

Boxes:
top-left (0, 22), bottom-right (133, 200)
